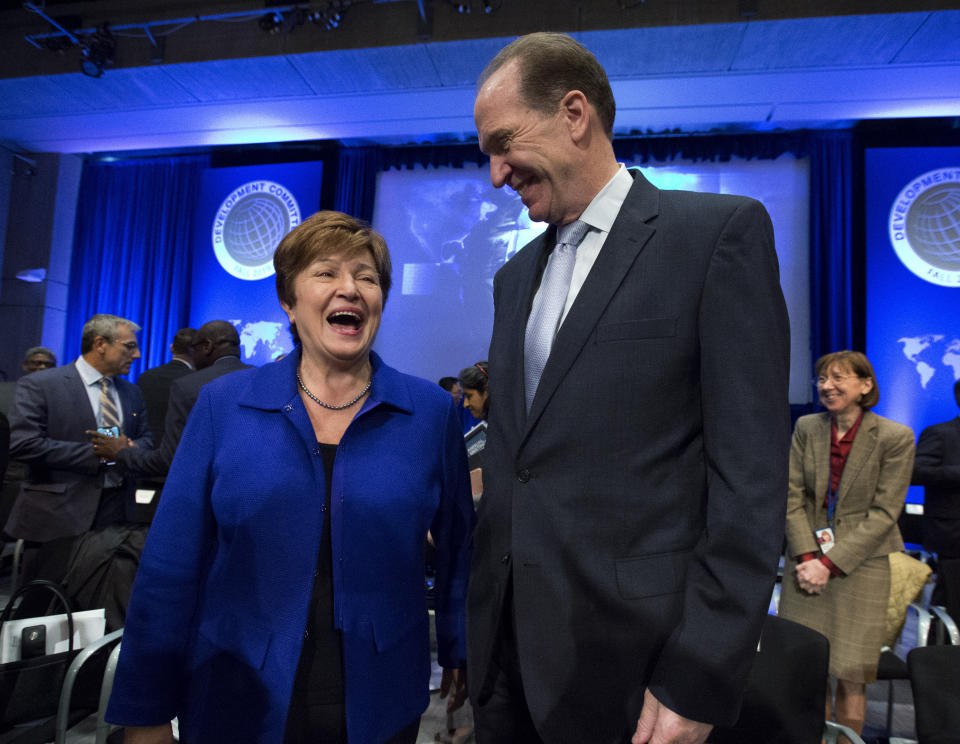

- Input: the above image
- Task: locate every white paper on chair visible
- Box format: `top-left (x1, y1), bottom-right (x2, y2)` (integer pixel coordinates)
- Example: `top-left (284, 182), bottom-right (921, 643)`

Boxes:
top-left (0, 608), bottom-right (106, 662)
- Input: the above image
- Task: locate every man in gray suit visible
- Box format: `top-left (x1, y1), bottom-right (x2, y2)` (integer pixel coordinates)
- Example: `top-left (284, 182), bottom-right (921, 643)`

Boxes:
top-left (91, 321), bottom-right (250, 478)
top-left (6, 314), bottom-right (152, 541)
top-left (468, 34), bottom-right (791, 744)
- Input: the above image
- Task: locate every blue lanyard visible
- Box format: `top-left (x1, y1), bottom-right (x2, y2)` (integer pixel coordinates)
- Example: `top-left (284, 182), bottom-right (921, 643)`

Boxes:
top-left (826, 487), bottom-right (837, 529)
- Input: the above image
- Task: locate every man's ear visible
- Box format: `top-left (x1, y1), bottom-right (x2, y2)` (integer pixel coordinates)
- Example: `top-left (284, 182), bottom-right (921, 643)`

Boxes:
top-left (561, 90), bottom-right (590, 141)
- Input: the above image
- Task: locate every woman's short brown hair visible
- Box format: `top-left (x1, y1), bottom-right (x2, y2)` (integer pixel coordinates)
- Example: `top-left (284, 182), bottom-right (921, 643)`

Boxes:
top-left (814, 350), bottom-right (880, 409)
top-left (274, 210), bottom-right (392, 313)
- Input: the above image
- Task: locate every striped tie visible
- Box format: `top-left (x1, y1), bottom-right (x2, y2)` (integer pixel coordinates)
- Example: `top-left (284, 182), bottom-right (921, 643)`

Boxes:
top-left (98, 377), bottom-right (121, 431)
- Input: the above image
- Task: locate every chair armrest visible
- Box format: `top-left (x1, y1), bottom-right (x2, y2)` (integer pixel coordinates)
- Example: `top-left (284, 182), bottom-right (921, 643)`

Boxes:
top-left (908, 602), bottom-right (933, 648)
top-left (95, 640), bottom-right (123, 744)
top-left (55, 628), bottom-right (124, 744)
top-left (929, 605), bottom-right (960, 645)
top-left (824, 721), bottom-right (867, 743)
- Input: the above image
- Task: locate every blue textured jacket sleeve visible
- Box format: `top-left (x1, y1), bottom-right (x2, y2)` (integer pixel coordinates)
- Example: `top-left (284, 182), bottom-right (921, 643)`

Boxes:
top-left (430, 397), bottom-right (475, 669)
top-left (106, 386), bottom-right (217, 724)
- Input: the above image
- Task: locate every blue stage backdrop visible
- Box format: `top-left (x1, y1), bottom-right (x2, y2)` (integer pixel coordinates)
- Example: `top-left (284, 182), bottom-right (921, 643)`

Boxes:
top-left (865, 147), bottom-right (960, 502)
top-left (372, 156), bottom-right (810, 398)
top-left (190, 162), bottom-right (323, 365)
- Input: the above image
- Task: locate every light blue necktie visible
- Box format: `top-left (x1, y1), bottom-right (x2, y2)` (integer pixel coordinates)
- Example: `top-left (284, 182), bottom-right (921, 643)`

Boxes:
top-left (524, 219), bottom-right (590, 412)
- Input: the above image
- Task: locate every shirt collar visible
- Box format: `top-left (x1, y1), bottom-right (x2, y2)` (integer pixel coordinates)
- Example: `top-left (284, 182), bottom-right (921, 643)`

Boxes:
top-left (75, 356), bottom-right (110, 386)
top-left (579, 163), bottom-right (633, 234)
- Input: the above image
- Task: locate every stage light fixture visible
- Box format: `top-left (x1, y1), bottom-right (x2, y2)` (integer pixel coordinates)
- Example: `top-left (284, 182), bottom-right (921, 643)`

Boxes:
top-left (259, 12), bottom-right (284, 34)
top-left (79, 24), bottom-right (115, 78)
top-left (308, 2), bottom-right (349, 31)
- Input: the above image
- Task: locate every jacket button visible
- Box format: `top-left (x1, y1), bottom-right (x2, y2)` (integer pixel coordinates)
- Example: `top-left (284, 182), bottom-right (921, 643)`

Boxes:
top-left (517, 469), bottom-right (530, 483)
top-left (320, 504), bottom-right (327, 512)
top-left (500, 552), bottom-right (510, 564)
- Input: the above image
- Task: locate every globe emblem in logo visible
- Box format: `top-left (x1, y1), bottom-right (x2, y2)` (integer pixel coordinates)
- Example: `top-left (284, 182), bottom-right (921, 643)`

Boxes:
top-left (224, 196), bottom-right (287, 266)
top-left (212, 180), bottom-right (301, 281)
top-left (889, 168), bottom-right (960, 287)
top-left (906, 186), bottom-right (960, 271)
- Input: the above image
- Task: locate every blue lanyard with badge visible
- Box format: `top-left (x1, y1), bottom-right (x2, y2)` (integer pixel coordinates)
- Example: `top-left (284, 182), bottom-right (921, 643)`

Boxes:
top-left (815, 488), bottom-right (837, 553)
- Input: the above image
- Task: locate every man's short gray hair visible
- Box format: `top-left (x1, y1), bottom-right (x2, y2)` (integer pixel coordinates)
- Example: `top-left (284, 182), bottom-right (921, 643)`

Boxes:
top-left (80, 314), bottom-right (141, 353)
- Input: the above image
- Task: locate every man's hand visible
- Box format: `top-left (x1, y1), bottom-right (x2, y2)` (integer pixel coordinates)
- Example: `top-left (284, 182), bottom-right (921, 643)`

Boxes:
top-left (86, 430), bottom-right (130, 459)
top-left (795, 559), bottom-right (830, 594)
top-left (439, 666), bottom-right (468, 713)
top-left (633, 689), bottom-right (713, 744)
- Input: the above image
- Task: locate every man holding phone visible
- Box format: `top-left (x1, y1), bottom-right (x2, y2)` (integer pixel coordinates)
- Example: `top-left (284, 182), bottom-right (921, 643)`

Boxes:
top-left (6, 314), bottom-right (152, 542)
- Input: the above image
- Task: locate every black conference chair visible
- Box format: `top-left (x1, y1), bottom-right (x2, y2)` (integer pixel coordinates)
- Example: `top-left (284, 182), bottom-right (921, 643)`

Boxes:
top-left (903, 645), bottom-right (960, 744)
top-left (709, 614), bottom-right (864, 744)
top-left (877, 602), bottom-right (933, 738)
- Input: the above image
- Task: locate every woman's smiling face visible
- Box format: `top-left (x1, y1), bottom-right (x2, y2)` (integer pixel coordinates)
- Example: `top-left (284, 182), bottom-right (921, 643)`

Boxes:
top-left (281, 250), bottom-right (383, 368)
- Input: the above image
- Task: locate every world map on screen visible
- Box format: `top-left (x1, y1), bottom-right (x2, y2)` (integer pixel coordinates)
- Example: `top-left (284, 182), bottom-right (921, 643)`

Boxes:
top-left (899, 334), bottom-right (960, 388)
top-left (230, 320), bottom-right (292, 366)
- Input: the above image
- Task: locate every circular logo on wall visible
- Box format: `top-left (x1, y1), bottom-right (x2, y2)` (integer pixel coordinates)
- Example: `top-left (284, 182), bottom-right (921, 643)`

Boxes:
top-left (888, 167), bottom-right (960, 287)
top-left (211, 180), bottom-right (302, 280)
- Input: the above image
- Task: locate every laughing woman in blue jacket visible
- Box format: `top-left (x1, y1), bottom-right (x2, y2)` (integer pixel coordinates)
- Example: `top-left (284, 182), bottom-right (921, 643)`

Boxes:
top-left (106, 211), bottom-right (475, 744)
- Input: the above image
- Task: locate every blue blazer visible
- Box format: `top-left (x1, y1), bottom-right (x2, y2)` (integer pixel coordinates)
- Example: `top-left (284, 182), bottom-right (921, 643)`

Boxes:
top-left (107, 352), bottom-right (474, 743)
top-left (6, 363), bottom-right (151, 541)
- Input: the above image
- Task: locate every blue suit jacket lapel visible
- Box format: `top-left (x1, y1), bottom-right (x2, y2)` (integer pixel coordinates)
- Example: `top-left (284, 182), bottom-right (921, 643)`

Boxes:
top-left (116, 380), bottom-right (141, 438)
top-left (523, 171), bottom-right (659, 439)
top-left (65, 365), bottom-right (98, 431)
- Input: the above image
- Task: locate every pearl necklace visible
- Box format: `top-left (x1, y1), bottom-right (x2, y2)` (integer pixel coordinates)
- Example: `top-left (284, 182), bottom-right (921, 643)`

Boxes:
top-left (296, 371), bottom-right (371, 410)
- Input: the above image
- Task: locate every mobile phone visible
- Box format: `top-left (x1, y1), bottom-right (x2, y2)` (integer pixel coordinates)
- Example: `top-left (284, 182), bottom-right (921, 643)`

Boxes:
top-left (21, 625), bottom-right (46, 660)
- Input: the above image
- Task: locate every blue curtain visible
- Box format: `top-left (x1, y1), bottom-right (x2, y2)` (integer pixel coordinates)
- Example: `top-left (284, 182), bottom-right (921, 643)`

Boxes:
top-left (335, 146), bottom-right (382, 223)
top-left (808, 131), bottom-right (855, 361)
top-left (67, 155), bottom-right (209, 380)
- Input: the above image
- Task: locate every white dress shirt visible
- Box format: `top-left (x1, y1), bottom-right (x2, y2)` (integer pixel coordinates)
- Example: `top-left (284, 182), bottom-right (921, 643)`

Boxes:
top-left (558, 163), bottom-right (634, 326)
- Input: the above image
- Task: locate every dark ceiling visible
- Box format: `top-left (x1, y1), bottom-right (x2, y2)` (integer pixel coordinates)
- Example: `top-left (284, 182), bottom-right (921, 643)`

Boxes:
top-left (1, 1), bottom-right (959, 153)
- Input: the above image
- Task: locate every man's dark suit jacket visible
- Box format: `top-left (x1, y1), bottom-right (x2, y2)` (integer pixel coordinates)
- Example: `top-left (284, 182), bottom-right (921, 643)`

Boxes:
top-left (6, 364), bottom-right (152, 542)
top-left (0, 411), bottom-right (9, 486)
top-left (136, 359), bottom-right (193, 442)
top-left (118, 355), bottom-right (250, 478)
top-left (467, 170), bottom-right (791, 742)
top-left (912, 415), bottom-right (960, 557)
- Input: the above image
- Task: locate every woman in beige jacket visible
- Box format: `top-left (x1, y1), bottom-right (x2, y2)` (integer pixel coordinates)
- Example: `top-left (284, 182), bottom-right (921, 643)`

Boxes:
top-left (779, 350), bottom-right (915, 736)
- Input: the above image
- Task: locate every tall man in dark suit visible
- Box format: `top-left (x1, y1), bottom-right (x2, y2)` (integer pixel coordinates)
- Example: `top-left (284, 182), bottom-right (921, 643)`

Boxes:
top-left (6, 314), bottom-right (152, 541)
top-left (91, 321), bottom-right (250, 478)
top-left (468, 34), bottom-right (791, 744)
top-left (911, 379), bottom-right (960, 622)
top-left (136, 327), bottom-right (196, 442)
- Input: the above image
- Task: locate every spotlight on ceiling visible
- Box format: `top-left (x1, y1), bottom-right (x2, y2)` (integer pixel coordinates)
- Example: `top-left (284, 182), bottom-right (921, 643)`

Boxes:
top-left (258, 12), bottom-right (284, 34)
top-left (79, 23), bottom-right (115, 78)
top-left (308, 2), bottom-right (348, 31)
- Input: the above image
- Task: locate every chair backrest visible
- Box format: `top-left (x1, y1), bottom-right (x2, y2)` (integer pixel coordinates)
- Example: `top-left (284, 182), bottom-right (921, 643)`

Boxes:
top-left (709, 614), bottom-right (829, 744)
top-left (907, 645), bottom-right (960, 744)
